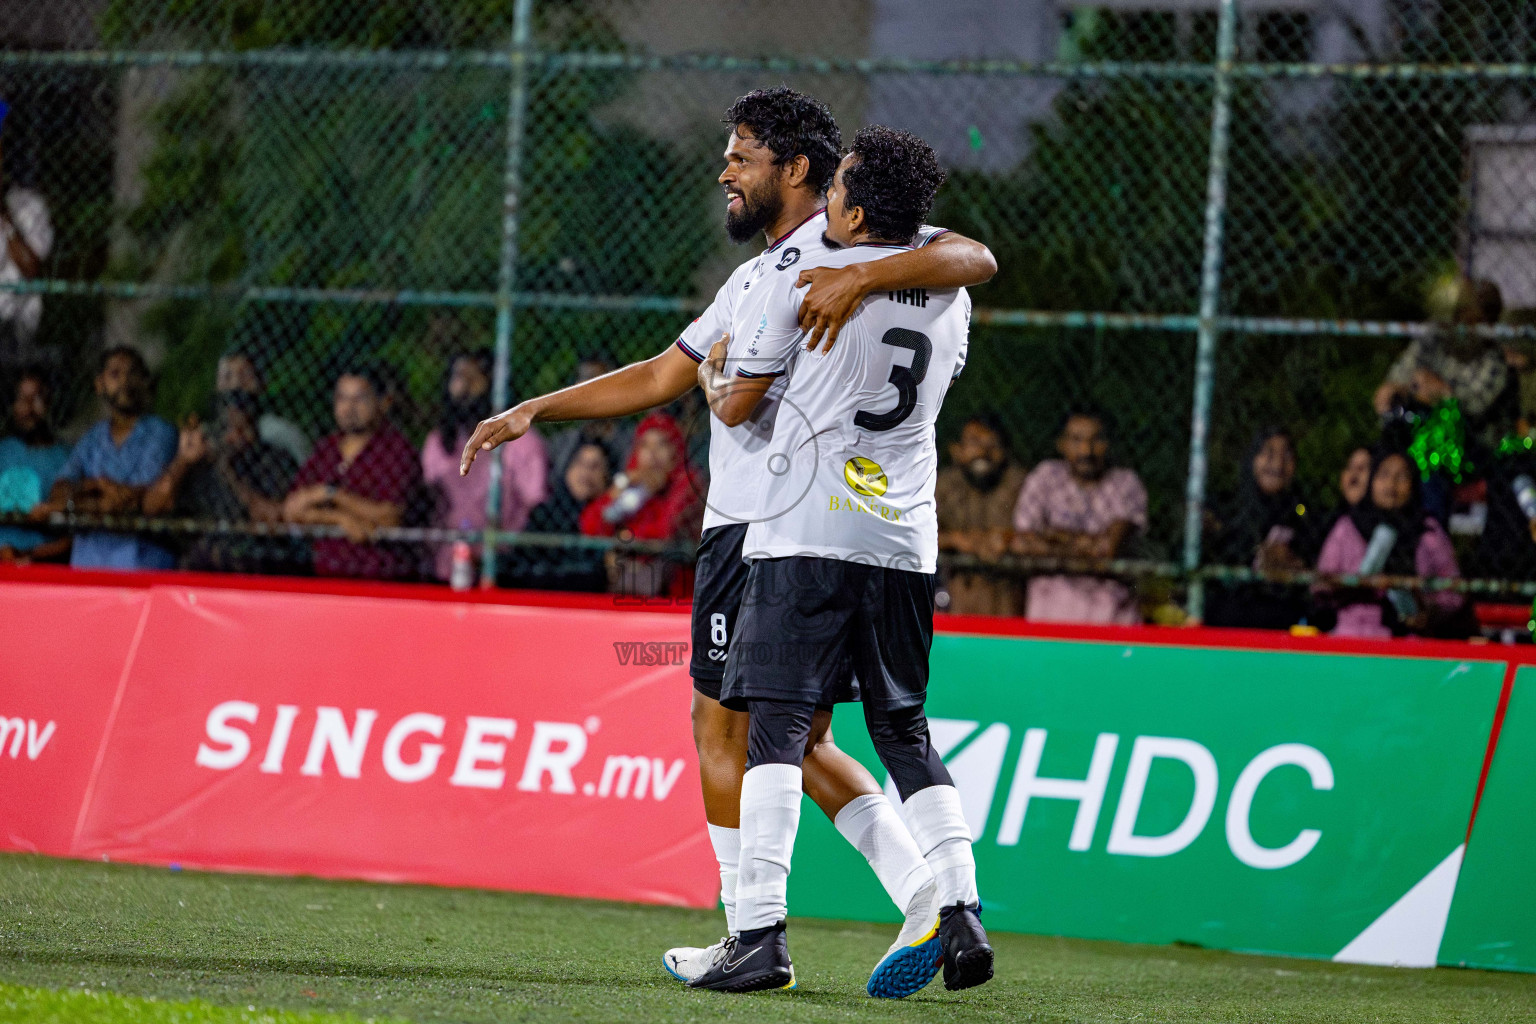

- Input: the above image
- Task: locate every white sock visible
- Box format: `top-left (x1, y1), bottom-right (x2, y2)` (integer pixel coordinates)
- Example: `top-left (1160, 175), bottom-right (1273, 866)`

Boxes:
top-left (707, 823), bottom-right (741, 936)
top-left (834, 792), bottom-right (934, 914)
top-left (901, 785), bottom-right (978, 907)
top-left (736, 763), bottom-right (802, 932)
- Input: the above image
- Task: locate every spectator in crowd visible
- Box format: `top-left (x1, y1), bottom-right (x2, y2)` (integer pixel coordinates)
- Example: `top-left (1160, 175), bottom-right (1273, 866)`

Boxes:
top-left (580, 411), bottom-right (701, 598)
top-left (217, 350), bottom-right (311, 465)
top-left (33, 347), bottom-right (176, 570)
top-left (546, 353), bottom-right (634, 487)
top-left (936, 413), bottom-right (1028, 616)
top-left (420, 350), bottom-right (548, 583)
top-left (1205, 426), bottom-right (1321, 630)
top-left (1011, 408), bottom-right (1147, 624)
top-left (1374, 277), bottom-right (1509, 437)
top-left (517, 441), bottom-right (611, 592)
top-left (0, 100), bottom-right (54, 369)
top-left (142, 391), bottom-right (299, 573)
top-left (1332, 446), bottom-right (1372, 524)
top-left (0, 368), bottom-right (69, 563)
top-left (284, 366), bottom-right (422, 580)
top-left (1315, 447), bottom-right (1467, 638)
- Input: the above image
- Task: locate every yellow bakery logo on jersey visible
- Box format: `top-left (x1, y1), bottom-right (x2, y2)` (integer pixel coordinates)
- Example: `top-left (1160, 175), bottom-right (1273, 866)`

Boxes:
top-left (831, 457), bottom-right (903, 521)
top-left (843, 457), bottom-right (888, 497)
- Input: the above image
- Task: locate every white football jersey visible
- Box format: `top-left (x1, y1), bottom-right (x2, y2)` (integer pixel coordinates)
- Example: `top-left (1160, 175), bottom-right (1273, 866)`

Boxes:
top-left (734, 243), bottom-right (971, 573)
top-left (672, 211), bottom-right (949, 530)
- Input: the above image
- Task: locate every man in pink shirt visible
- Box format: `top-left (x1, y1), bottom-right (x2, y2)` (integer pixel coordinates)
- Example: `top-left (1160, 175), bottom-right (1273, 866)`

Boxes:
top-left (1011, 409), bottom-right (1148, 624)
top-left (421, 351), bottom-right (547, 582)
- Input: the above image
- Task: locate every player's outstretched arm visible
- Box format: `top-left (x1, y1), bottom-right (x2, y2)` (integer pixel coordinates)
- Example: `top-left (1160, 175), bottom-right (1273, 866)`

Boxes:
top-left (460, 344), bottom-right (698, 475)
top-left (796, 231), bottom-right (995, 353)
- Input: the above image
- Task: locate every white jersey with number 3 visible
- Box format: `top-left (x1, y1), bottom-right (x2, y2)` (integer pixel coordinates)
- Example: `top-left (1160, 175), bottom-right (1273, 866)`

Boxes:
top-left (672, 212), bottom-right (950, 531)
top-left (735, 243), bottom-right (971, 572)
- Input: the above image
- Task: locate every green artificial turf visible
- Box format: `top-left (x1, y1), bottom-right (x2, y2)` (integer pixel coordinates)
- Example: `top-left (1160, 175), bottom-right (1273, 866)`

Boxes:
top-left (1, 853), bottom-right (1532, 1023)
top-left (0, 983), bottom-right (381, 1024)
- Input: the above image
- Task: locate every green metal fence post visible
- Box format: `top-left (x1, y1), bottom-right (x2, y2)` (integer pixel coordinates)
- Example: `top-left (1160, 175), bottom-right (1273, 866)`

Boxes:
top-left (482, 0), bottom-right (537, 584)
top-left (1182, 0), bottom-right (1239, 620)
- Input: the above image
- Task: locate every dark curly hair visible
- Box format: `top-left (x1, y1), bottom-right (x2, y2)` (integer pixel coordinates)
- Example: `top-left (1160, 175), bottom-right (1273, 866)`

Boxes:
top-left (722, 88), bottom-right (842, 196)
top-left (841, 125), bottom-right (946, 245)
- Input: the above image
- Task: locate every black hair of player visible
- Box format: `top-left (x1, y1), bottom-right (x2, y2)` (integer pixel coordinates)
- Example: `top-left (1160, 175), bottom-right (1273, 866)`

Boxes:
top-left (722, 88), bottom-right (842, 196)
top-left (99, 345), bottom-right (150, 379)
top-left (841, 126), bottom-right (947, 246)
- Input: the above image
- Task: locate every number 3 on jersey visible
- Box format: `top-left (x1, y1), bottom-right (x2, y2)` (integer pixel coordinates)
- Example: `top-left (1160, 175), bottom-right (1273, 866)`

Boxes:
top-left (854, 328), bottom-right (932, 431)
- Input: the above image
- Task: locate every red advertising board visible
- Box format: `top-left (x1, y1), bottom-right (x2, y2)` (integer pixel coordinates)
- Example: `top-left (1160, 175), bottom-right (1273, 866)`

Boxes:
top-left (0, 583), bottom-right (148, 854)
top-left (2, 578), bottom-right (714, 908)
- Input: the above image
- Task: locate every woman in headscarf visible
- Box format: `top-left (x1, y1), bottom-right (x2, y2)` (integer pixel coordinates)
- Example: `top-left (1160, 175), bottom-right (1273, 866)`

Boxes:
top-left (511, 441), bottom-right (611, 592)
top-left (1205, 427), bottom-right (1320, 629)
top-left (1328, 446), bottom-right (1372, 531)
top-left (580, 411), bottom-right (702, 597)
top-left (1315, 447), bottom-right (1466, 638)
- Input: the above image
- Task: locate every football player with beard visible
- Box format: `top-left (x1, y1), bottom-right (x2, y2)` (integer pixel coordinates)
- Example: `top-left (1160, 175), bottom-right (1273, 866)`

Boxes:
top-left (461, 88), bottom-right (995, 997)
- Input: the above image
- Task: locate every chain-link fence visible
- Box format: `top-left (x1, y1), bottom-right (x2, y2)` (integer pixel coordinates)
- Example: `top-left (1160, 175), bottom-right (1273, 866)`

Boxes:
top-left (2, 0), bottom-right (1536, 630)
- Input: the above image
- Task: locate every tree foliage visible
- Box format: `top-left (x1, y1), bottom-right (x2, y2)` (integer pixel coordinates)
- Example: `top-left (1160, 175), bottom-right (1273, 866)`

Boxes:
top-left (102, 0), bottom-right (714, 432)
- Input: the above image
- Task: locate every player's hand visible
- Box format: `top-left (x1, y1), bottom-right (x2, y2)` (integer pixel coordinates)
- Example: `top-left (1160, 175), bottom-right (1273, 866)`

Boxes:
top-left (700, 336), bottom-right (729, 386)
top-left (797, 264), bottom-right (871, 354)
top-left (461, 403), bottom-right (535, 476)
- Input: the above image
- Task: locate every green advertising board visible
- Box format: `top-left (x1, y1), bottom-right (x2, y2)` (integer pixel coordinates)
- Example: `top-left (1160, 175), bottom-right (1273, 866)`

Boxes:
top-left (1440, 667), bottom-right (1536, 972)
top-left (789, 634), bottom-right (1505, 965)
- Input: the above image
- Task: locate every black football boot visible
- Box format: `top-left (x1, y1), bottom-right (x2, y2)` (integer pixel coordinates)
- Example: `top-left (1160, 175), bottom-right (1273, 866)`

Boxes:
top-left (937, 902), bottom-right (994, 991)
top-left (688, 922), bottom-right (796, 993)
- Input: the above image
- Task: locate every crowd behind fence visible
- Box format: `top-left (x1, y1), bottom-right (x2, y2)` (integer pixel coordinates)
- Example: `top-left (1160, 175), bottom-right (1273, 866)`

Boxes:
top-left (4, 0), bottom-right (1536, 639)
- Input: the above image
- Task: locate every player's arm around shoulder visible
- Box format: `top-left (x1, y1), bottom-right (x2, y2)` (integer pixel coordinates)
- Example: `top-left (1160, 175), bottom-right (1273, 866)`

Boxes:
top-left (794, 230), bottom-right (995, 352)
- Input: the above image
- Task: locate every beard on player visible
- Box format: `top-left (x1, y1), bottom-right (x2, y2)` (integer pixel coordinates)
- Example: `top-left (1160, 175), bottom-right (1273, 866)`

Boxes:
top-left (724, 173), bottom-right (785, 244)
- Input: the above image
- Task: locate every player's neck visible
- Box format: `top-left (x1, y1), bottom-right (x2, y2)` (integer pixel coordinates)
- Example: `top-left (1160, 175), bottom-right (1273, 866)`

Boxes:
top-left (847, 229), bottom-right (905, 248)
top-left (762, 194), bottom-right (824, 247)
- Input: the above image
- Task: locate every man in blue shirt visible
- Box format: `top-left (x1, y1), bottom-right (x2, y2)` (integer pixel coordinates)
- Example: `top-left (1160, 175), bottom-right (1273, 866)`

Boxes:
top-left (0, 368), bottom-right (69, 563)
top-left (35, 347), bottom-right (177, 569)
